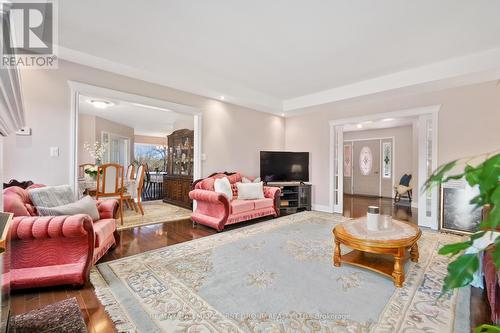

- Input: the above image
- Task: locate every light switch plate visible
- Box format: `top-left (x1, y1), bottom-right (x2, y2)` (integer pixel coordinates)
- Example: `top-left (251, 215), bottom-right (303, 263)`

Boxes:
top-left (49, 147), bottom-right (59, 157)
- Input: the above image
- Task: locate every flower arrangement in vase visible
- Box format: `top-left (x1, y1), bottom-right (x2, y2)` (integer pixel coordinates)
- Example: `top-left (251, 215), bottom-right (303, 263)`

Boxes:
top-left (83, 141), bottom-right (106, 165)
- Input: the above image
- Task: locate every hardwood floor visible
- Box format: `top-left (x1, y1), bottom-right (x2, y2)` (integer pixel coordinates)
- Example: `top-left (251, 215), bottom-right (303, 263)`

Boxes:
top-left (10, 195), bottom-right (490, 332)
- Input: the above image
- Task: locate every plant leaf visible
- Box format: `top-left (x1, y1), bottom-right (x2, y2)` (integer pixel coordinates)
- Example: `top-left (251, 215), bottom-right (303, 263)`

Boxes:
top-left (474, 324), bottom-right (500, 333)
top-left (423, 160), bottom-right (457, 191)
top-left (492, 236), bottom-right (500, 269)
top-left (442, 254), bottom-right (479, 293)
top-left (438, 241), bottom-right (472, 256)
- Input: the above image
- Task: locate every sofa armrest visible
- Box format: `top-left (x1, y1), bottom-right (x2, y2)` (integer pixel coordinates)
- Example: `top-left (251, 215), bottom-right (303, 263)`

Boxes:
top-left (189, 189), bottom-right (230, 231)
top-left (11, 215), bottom-right (94, 240)
top-left (264, 186), bottom-right (281, 216)
top-left (10, 215), bottom-right (95, 283)
top-left (97, 199), bottom-right (119, 219)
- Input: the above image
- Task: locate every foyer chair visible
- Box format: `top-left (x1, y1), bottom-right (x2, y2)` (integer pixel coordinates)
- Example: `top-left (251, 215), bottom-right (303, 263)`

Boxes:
top-left (96, 163), bottom-right (125, 225)
top-left (79, 163), bottom-right (95, 178)
top-left (394, 174), bottom-right (413, 203)
top-left (126, 164), bottom-right (135, 181)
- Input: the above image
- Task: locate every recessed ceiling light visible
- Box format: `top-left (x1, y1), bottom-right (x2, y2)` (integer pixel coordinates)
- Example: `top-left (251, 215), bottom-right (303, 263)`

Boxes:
top-left (382, 118), bottom-right (394, 122)
top-left (356, 124), bottom-right (363, 129)
top-left (281, 113), bottom-right (285, 117)
top-left (89, 99), bottom-right (114, 109)
top-left (220, 96), bottom-right (225, 100)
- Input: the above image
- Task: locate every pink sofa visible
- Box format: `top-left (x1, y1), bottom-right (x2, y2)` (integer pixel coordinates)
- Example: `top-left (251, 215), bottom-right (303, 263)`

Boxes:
top-left (3, 186), bottom-right (119, 290)
top-left (189, 172), bottom-right (281, 231)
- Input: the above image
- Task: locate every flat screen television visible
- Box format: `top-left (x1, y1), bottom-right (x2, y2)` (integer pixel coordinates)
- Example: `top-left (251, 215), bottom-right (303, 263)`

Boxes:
top-left (260, 151), bottom-right (309, 182)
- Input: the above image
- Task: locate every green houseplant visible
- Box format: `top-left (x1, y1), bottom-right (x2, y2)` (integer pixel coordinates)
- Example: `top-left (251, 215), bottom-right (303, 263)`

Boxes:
top-left (424, 151), bottom-right (500, 332)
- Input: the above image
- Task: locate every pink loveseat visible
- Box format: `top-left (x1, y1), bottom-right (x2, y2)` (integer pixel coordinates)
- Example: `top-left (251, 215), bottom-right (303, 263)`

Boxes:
top-left (3, 185), bottom-right (119, 290)
top-left (189, 172), bottom-right (281, 231)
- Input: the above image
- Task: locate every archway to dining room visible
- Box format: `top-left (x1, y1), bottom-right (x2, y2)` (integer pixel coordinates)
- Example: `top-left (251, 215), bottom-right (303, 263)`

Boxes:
top-left (69, 82), bottom-right (202, 230)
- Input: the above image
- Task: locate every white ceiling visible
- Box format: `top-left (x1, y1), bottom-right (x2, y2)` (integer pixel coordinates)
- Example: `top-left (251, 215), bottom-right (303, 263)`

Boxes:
top-left (59, 1), bottom-right (500, 114)
top-left (78, 95), bottom-right (193, 137)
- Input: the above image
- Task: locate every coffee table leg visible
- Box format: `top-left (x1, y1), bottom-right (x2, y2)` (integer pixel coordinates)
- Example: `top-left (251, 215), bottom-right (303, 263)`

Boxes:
top-left (410, 242), bottom-right (419, 262)
top-left (392, 251), bottom-right (404, 287)
top-left (333, 239), bottom-right (341, 267)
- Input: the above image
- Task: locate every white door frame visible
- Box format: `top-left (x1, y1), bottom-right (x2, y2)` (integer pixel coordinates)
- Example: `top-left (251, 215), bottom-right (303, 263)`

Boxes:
top-left (329, 105), bottom-right (440, 229)
top-left (68, 81), bottom-right (203, 196)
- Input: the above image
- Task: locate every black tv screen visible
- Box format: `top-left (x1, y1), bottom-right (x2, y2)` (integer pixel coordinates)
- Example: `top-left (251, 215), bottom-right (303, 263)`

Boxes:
top-left (260, 151), bottom-right (309, 182)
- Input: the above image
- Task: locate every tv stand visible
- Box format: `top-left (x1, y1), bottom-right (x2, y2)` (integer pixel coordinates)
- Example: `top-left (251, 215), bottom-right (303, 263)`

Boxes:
top-left (266, 182), bottom-right (312, 214)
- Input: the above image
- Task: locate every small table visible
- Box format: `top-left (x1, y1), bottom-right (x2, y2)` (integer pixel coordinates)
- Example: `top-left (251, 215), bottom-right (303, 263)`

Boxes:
top-left (332, 217), bottom-right (421, 287)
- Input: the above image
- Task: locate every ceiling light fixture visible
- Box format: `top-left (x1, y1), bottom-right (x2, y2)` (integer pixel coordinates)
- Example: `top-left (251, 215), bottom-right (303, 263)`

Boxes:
top-left (89, 99), bottom-right (114, 109)
top-left (382, 118), bottom-right (394, 122)
top-left (281, 113), bottom-right (285, 117)
top-left (220, 96), bottom-right (225, 100)
top-left (356, 124), bottom-right (363, 129)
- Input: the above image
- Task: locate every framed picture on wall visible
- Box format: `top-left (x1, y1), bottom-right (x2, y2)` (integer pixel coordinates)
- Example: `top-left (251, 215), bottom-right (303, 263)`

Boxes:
top-left (440, 179), bottom-right (482, 234)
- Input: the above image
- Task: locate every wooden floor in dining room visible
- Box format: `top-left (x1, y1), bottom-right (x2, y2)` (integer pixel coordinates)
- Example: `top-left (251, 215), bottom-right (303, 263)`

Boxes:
top-left (10, 194), bottom-right (491, 332)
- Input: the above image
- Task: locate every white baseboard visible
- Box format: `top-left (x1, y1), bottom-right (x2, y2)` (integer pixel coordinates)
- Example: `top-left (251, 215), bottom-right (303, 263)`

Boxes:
top-left (312, 204), bottom-right (333, 213)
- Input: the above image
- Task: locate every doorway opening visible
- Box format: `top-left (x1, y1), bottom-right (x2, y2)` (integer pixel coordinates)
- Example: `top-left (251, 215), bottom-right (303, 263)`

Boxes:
top-left (329, 105), bottom-right (439, 229)
top-left (69, 81), bottom-right (202, 229)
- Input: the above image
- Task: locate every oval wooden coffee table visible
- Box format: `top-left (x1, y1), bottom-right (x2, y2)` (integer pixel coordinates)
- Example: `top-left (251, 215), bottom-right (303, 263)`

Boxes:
top-left (332, 217), bottom-right (421, 287)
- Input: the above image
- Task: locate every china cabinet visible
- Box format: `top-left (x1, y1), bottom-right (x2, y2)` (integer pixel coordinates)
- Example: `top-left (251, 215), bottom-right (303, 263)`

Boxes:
top-left (163, 129), bottom-right (194, 208)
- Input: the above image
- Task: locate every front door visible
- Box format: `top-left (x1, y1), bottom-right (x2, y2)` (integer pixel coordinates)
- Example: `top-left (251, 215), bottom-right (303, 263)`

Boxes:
top-left (353, 140), bottom-right (380, 196)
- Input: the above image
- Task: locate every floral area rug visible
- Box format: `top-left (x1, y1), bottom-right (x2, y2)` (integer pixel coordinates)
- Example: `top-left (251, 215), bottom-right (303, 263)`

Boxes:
top-left (119, 200), bottom-right (192, 230)
top-left (91, 211), bottom-right (470, 332)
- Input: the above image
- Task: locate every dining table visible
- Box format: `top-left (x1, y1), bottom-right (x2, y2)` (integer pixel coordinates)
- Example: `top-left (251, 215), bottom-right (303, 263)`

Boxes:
top-left (77, 177), bottom-right (135, 198)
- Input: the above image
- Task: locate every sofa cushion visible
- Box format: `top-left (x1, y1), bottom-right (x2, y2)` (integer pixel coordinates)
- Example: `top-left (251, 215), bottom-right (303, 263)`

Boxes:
top-left (236, 182), bottom-right (264, 200)
top-left (199, 177), bottom-right (215, 191)
top-left (28, 185), bottom-right (75, 208)
top-left (253, 198), bottom-right (274, 210)
top-left (37, 196), bottom-right (100, 221)
top-left (92, 218), bottom-right (116, 248)
top-left (230, 199), bottom-right (255, 214)
top-left (214, 177), bottom-right (233, 201)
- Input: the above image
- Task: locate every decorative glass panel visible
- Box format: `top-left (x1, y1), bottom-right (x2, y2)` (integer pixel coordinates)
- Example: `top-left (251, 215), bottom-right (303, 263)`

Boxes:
top-left (343, 144), bottom-right (352, 177)
top-left (359, 146), bottom-right (373, 176)
top-left (382, 142), bottom-right (392, 178)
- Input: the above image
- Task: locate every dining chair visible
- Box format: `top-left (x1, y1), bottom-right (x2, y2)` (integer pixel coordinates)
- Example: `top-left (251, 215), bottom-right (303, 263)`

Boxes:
top-left (126, 164), bottom-right (135, 181)
top-left (124, 164), bottom-right (146, 216)
top-left (79, 163), bottom-right (95, 178)
top-left (96, 163), bottom-right (125, 225)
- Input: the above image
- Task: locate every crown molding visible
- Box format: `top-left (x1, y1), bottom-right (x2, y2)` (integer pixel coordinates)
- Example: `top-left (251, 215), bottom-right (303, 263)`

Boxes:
top-left (58, 46), bottom-right (500, 117)
top-left (283, 47), bottom-right (500, 112)
top-left (58, 46), bottom-right (283, 115)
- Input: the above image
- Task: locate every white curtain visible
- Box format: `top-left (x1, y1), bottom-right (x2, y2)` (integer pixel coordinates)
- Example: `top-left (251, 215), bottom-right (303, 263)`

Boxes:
top-left (0, 9), bottom-right (26, 136)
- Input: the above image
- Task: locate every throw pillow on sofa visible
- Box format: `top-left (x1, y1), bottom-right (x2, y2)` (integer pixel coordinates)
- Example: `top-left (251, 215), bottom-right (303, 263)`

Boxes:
top-left (214, 177), bottom-right (233, 201)
top-left (28, 184), bottom-right (75, 207)
top-left (236, 182), bottom-right (265, 200)
top-left (37, 195), bottom-right (100, 221)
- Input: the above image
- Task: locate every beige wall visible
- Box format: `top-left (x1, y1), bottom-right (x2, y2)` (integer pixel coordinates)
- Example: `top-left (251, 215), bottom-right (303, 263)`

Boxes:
top-left (173, 117), bottom-right (194, 131)
top-left (286, 81), bottom-right (500, 208)
top-left (78, 113), bottom-right (96, 165)
top-left (3, 60), bottom-right (285, 185)
top-left (94, 115), bottom-right (135, 164)
top-left (344, 126), bottom-right (415, 199)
